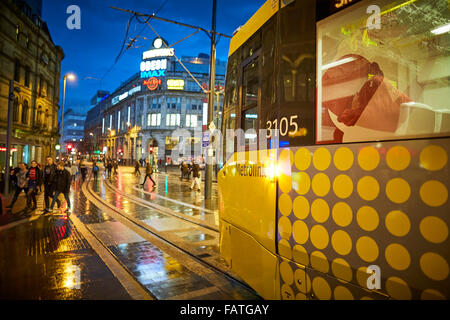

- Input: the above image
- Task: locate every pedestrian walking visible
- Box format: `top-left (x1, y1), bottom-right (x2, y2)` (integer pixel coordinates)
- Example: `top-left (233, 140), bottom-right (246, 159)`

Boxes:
top-left (181, 162), bottom-right (190, 181)
top-left (92, 162), bottom-right (99, 181)
top-left (42, 156), bottom-right (57, 213)
top-left (79, 160), bottom-right (87, 182)
top-left (49, 161), bottom-right (71, 215)
top-left (70, 161), bottom-right (77, 183)
top-left (189, 161), bottom-right (201, 192)
top-left (134, 160), bottom-right (141, 177)
top-left (26, 160), bottom-right (41, 211)
top-left (113, 160), bottom-right (118, 177)
top-left (37, 162), bottom-right (43, 194)
top-left (6, 163), bottom-right (28, 210)
top-left (141, 159), bottom-right (156, 187)
top-left (106, 161), bottom-right (112, 179)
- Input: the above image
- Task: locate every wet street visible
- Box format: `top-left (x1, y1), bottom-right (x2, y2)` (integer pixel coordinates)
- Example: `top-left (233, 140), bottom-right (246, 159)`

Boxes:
top-left (0, 166), bottom-right (260, 300)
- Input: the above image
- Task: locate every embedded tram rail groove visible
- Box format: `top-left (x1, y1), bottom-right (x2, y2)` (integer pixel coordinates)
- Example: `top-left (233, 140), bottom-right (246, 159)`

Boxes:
top-left (82, 173), bottom-right (261, 299)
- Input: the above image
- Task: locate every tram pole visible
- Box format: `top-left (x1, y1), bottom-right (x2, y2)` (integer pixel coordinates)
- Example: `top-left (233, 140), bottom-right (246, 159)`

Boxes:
top-left (205, 0), bottom-right (217, 200)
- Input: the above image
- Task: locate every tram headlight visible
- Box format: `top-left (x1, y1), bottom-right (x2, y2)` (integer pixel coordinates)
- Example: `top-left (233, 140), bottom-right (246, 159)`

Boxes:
top-left (266, 162), bottom-right (279, 181)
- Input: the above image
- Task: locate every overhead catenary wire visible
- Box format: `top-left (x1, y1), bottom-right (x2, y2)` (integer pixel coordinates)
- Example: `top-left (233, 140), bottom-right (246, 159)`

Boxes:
top-left (99, 0), bottom-right (170, 85)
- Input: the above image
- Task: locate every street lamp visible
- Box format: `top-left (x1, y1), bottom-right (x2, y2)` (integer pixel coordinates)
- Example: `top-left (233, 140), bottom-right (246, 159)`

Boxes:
top-left (60, 73), bottom-right (76, 157)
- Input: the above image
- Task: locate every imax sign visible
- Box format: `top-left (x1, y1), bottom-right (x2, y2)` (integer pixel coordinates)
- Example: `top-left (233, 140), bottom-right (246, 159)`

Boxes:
top-left (141, 70), bottom-right (165, 79)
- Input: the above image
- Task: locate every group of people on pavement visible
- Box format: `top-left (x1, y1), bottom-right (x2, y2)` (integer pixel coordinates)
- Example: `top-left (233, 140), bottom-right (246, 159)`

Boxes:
top-left (105, 159), bottom-right (119, 179)
top-left (6, 157), bottom-right (88, 215)
top-left (181, 161), bottom-right (201, 192)
top-left (136, 158), bottom-right (202, 191)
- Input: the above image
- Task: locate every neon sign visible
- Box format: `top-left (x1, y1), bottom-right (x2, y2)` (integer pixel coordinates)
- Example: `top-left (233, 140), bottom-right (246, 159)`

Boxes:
top-left (140, 58), bottom-right (167, 79)
top-left (141, 70), bottom-right (165, 79)
top-left (140, 59), bottom-right (167, 72)
top-left (142, 48), bottom-right (174, 60)
top-left (167, 79), bottom-right (185, 90)
top-left (112, 86), bottom-right (142, 105)
top-left (144, 77), bottom-right (162, 91)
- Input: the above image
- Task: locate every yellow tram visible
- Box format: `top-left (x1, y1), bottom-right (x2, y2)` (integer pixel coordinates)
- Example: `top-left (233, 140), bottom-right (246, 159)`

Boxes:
top-left (218, 0), bottom-right (449, 299)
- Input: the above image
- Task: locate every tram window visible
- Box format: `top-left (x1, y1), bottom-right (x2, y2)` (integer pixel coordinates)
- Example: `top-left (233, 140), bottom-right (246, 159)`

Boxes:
top-left (225, 51), bottom-right (239, 111)
top-left (276, 0), bottom-right (316, 146)
top-left (222, 109), bottom-right (237, 160)
top-left (281, 58), bottom-right (314, 103)
top-left (242, 60), bottom-right (259, 108)
top-left (242, 32), bottom-right (261, 61)
top-left (262, 20), bottom-right (276, 106)
top-left (243, 107), bottom-right (258, 145)
top-left (317, 0), bottom-right (450, 144)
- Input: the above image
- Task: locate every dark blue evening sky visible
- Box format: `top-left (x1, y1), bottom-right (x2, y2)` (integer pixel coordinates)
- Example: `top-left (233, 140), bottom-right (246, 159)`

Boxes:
top-left (41, 0), bottom-right (263, 114)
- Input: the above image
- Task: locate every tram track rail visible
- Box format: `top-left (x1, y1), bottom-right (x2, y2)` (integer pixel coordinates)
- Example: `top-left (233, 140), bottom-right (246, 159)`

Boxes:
top-left (82, 173), bottom-right (261, 300)
top-left (103, 176), bottom-right (219, 232)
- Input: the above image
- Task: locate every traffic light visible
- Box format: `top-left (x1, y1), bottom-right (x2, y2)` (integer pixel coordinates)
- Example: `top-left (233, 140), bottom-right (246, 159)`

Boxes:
top-left (149, 147), bottom-right (153, 154)
top-left (67, 144), bottom-right (73, 152)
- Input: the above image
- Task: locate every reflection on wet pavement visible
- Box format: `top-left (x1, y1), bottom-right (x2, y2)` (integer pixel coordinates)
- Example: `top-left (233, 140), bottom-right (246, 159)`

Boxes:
top-left (178, 233), bottom-right (215, 242)
top-left (109, 241), bottom-right (220, 300)
top-left (112, 167), bottom-right (219, 210)
top-left (0, 167), bottom-right (259, 300)
top-left (102, 168), bottom-right (220, 228)
top-left (0, 214), bottom-right (131, 299)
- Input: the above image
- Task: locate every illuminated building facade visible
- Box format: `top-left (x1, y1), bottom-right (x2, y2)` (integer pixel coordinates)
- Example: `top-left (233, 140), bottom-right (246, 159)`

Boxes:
top-left (0, 0), bottom-right (64, 169)
top-left (101, 39), bottom-right (225, 165)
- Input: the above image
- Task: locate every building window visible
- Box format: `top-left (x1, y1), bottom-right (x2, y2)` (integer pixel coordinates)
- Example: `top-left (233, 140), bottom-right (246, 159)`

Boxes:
top-left (13, 99), bottom-right (19, 122)
top-left (26, 34), bottom-right (30, 48)
top-left (36, 106), bottom-right (42, 125)
top-left (39, 76), bottom-right (47, 96)
top-left (166, 113), bottom-right (180, 126)
top-left (117, 110), bottom-right (121, 130)
top-left (16, 25), bottom-right (20, 42)
top-left (147, 113), bottom-right (161, 126)
top-left (14, 61), bottom-right (20, 82)
top-left (186, 114), bottom-right (197, 128)
top-left (190, 99), bottom-right (203, 111)
top-left (168, 97), bottom-right (179, 109)
top-left (24, 67), bottom-right (30, 87)
top-left (316, 0), bottom-right (450, 143)
top-left (21, 100), bottom-right (28, 124)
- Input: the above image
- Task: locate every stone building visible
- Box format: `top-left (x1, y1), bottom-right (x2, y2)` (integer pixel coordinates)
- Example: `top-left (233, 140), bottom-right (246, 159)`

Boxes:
top-left (101, 41), bottom-right (225, 165)
top-left (0, 0), bottom-right (64, 170)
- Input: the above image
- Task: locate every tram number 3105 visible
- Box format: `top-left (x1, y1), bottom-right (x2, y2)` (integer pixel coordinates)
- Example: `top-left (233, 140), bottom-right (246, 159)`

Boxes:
top-left (266, 115), bottom-right (299, 138)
